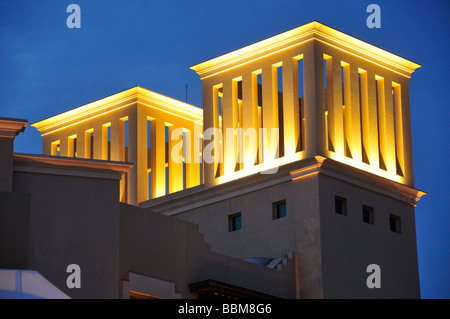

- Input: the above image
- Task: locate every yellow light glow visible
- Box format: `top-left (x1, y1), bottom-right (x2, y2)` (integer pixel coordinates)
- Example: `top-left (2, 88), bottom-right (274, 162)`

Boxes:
top-left (216, 151), bottom-right (304, 184)
top-left (327, 150), bottom-right (405, 184)
top-left (190, 21), bottom-right (420, 79)
top-left (32, 86), bottom-right (203, 136)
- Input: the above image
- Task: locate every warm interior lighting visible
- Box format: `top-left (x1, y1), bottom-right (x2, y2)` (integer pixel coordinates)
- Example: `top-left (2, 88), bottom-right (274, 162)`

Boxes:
top-left (68, 134), bottom-right (77, 157)
top-left (51, 140), bottom-right (60, 156)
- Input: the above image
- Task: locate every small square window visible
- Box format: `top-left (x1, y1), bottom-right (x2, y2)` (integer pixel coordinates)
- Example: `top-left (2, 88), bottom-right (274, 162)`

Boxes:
top-left (273, 200), bottom-right (287, 219)
top-left (389, 214), bottom-right (401, 233)
top-left (229, 213), bottom-right (242, 232)
top-left (335, 196), bottom-right (347, 215)
top-left (362, 205), bottom-right (374, 225)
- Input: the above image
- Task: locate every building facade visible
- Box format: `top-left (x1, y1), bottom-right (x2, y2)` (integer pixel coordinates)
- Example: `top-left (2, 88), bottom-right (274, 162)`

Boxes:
top-left (5, 21), bottom-right (425, 298)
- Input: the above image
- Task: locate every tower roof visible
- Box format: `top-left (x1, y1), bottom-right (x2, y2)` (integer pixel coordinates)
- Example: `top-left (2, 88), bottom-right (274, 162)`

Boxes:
top-left (190, 21), bottom-right (421, 79)
top-left (31, 86), bottom-right (203, 136)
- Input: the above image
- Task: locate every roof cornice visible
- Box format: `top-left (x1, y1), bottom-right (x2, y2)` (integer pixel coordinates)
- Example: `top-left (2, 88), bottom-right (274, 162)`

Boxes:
top-left (31, 86), bottom-right (203, 136)
top-left (13, 153), bottom-right (133, 180)
top-left (190, 21), bottom-right (421, 79)
top-left (0, 117), bottom-right (28, 138)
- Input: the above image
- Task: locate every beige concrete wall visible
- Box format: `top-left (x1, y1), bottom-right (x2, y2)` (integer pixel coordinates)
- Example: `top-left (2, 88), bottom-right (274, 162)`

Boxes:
top-left (154, 161), bottom-right (323, 298)
top-left (0, 191), bottom-right (31, 269)
top-left (318, 173), bottom-right (420, 298)
top-left (2, 155), bottom-right (295, 299)
top-left (119, 203), bottom-right (296, 298)
top-left (149, 157), bottom-right (421, 298)
top-left (0, 138), bottom-right (14, 192)
top-left (12, 170), bottom-right (121, 299)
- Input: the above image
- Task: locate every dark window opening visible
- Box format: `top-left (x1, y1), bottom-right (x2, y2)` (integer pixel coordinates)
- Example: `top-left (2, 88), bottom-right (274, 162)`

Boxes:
top-left (273, 200), bottom-right (287, 219)
top-left (229, 213), bottom-right (242, 232)
top-left (389, 214), bottom-right (401, 233)
top-left (362, 205), bottom-right (374, 225)
top-left (335, 196), bottom-right (347, 215)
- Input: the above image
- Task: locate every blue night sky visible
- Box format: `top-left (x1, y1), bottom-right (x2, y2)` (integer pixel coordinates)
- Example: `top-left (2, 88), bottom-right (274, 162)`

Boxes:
top-left (1, 0), bottom-right (448, 298)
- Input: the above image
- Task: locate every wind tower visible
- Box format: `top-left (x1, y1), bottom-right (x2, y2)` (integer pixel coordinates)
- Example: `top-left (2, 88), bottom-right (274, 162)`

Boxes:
top-left (180, 21), bottom-right (425, 298)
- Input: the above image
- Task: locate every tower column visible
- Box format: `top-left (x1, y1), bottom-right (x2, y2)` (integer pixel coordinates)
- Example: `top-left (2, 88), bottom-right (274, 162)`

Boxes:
top-left (75, 130), bottom-right (85, 159)
top-left (168, 125), bottom-right (184, 193)
top-left (302, 41), bottom-right (320, 157)
top-left (128, 107), bottom-right (148, 205)
top-left (262, 64), bottom-right (278, 161)
top-left (185, 124), bottom-right (201, 188)
top-left (282, 57), bottom-right (297, 157)
top-left (383, 75), bottom-right (396, 175)
top-left (400, 78), bottom-right (413, 186)
top-left (222, 80), bottom-right (236, 175)
top-left (367, 70), bottom-right (380, 168)
top-left (242, 72), bottom-right (258, 169)
top-left (93, 125), bottom-right (103, 160)
top-left (110, 118), bottom-right (121, 162)
top-left (59, 136), bottom-right (69, 157)
top-left (350, 64), bottom-right (362, 162)
top-left (150, 117), bottom-right (166, 199)
top-left (331, 57), bottom-right (344, 157)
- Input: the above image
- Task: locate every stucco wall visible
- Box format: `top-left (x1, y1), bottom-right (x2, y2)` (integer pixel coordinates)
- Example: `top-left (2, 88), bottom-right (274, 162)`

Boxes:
top-left (318, 173), bottom-right (420, 298)
top-left (12, 170), bottom-right (121, 299)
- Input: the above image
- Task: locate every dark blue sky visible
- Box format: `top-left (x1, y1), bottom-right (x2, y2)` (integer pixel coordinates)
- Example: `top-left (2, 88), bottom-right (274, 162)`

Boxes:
top-left (1, 0), bottom-right (448, 298)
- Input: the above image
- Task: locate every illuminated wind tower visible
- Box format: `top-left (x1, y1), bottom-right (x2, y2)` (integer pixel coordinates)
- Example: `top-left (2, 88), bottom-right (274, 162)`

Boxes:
top-left (32, 87), bottom-right (204, 206)
top-left (180, 21), bottom-right (425, 298)
top-left (191, 21), bottom-right (419, 188)
top-left (32, 21), bottom-right (426, 298)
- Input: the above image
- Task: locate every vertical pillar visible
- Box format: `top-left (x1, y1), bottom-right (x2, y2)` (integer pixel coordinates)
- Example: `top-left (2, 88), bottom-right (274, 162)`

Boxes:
top-left (302, 41), bottom-right (319, 157)
top-left (242, 72), bottom-right (258, 169)
top-left (359, 69), bottom-right (371, 164)
top-left (101, 123), bottom-right (111, 160)
top-left (237, 93), bottom-right (244, 170)
top-left (59, 136), bottom-right (69, 157)
top-left (203, 82), bottom-right (216, 187)
top-left (376, 75), bottom-right (387, 170)
top-left (168, 125), bottom-right (184, 193)
top-left (392, 82), bottom-right (404, 178)
top-left (234, 79), bottom-right (241, 169)
top-left (110, 118), bottom-right (121, 161)
top-left (93, 125), bottom-right (103, 160)
top-left (383, 75), bottom-right (396, 174)
top-left (119, 117), bottom-right (127, 162)
top-left (332, 57), bottom-right (344, 156)
top-left (399, 78), bottom-right (413, 186)
top-left (150, 118), bottom-right (166, 199)
top-left (349, 65), bottom-right (361, 162)
top-left (282, 57), bottom-right (297, 157)
top-left (119, 117), bottom-right (127, 202)
top-left (342, 62), bottom-right (353, 158)
top-left (43, 136), bottom-right (52, 155)
top-left (222, 80), bottom-right (236, 175)
top-left (127, 111), bottom-right (137, 205)
top-left (76, 131), bottom-right (85, 158)
top-left (262, 64), bottom-right (278, 161)
top-left (186, 125), bottom-right (201, 188)
top-left (109, 117), bottom-right (127, 202)
top-left (367, 71), bottom-right (379, 168)
top-left (128, 106), bottom-right (148, 205)
top-left (67, 135), bottom-right (76, 157)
